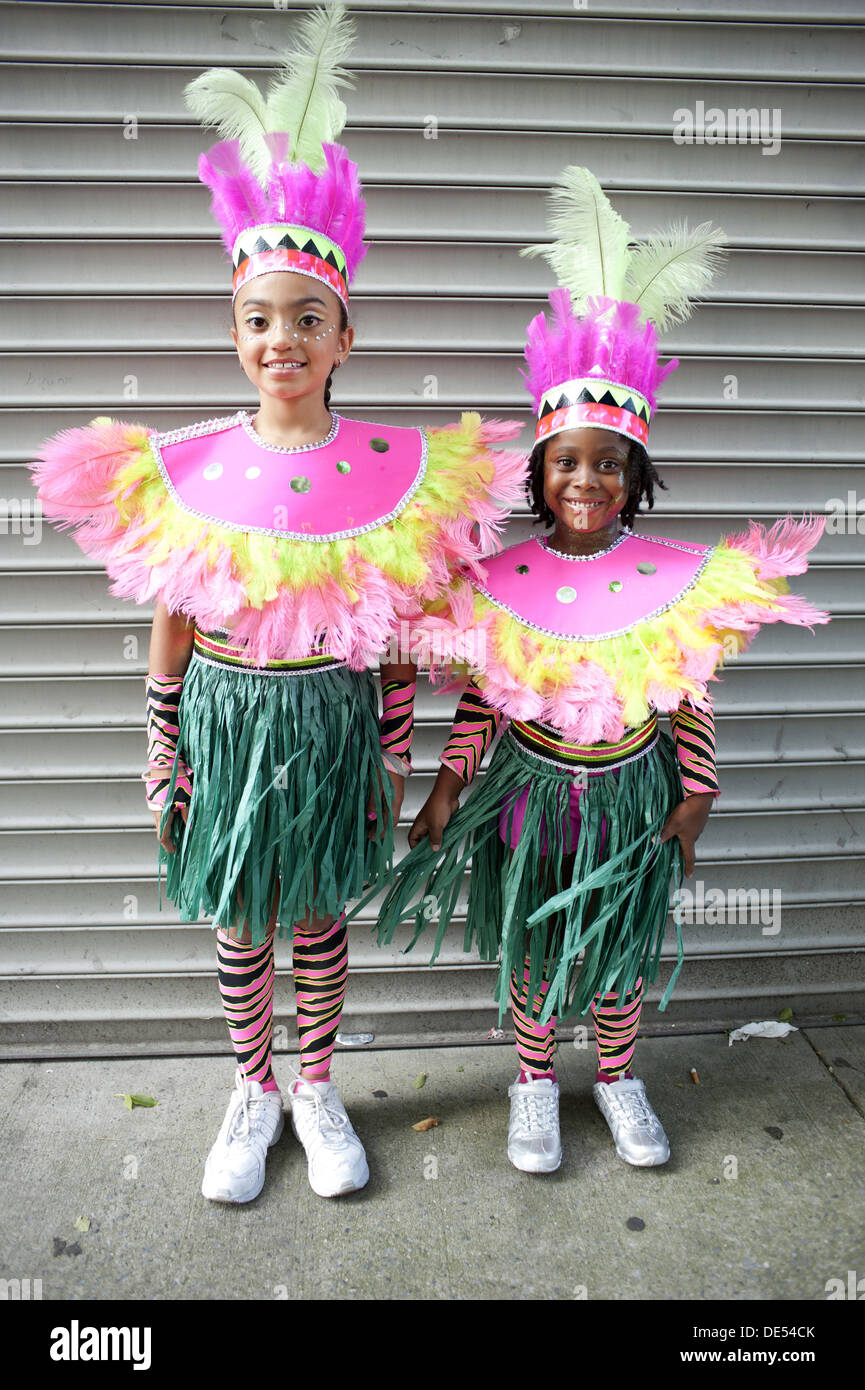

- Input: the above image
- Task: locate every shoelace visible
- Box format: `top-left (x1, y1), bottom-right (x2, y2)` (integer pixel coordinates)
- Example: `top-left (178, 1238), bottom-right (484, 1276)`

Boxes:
top-left (229, 1075), bottom-right (279, 1143)
top-left (513, 1088), bottom-right (558, 1134)
top-left (605, 1089), bottom-right (655, 1131)
top-left (287, 1065), bottom-right (350, 1141)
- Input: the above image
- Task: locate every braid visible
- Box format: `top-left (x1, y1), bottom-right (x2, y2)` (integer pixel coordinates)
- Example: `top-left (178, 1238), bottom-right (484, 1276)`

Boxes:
top-left (621, 442), bottom-right (667, 530)
top-left (325, 302), bottom-right (350, 412)
top-left (525, 440), bottom-right (555, 528)
top-left (526, 437), bottom-right (667, 531)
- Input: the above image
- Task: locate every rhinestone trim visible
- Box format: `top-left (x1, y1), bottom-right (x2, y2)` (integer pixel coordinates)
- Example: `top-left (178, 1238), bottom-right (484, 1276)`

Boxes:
top-left (150, 416), bottom-right (430, 544)
top-left (238, 411), bottom-right (339, 454)
top-left (475, 536), bottom-right (716, 641)
top-left (192, 651), bottom-right (347, 678)
top-left (538, 530), bottom-right (631, 563)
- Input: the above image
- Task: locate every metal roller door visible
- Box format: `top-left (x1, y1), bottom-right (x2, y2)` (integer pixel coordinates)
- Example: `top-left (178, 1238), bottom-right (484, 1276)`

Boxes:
top-left (1, 0), bottom-right (863, 1055)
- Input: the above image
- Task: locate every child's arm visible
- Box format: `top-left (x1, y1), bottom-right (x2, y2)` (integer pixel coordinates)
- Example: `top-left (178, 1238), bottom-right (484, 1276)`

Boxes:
top-left (145, 603), bottom-right (195, 850)
top-left (148, 601), bottom-right (195, 678)
top-left (660, 698), bottom-right (718, 876)
top-left (410, 680), bottom-right (504, 851)
top-left (373, 658), bottom-right (418, 835)
top-left (668, 701), bottom-right (720, 798)
top-left (378, 661), bottom-right (417, 778)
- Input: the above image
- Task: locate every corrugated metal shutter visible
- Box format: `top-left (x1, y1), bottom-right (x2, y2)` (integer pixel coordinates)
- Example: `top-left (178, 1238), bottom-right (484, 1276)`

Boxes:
top-left (2, 0), bottom-right (863, 1056)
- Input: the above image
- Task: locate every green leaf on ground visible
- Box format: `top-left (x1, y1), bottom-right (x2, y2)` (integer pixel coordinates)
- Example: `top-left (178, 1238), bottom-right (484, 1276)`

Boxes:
top-left (776, 1007), bottom-right (794, 1023)
top-left (413, 1073), bottom-right (427, 1089)
top-left (832, 1013), bottom-right (847, 1022)
top-left (74, 1216), bottom-right (91, 1233)
top-left (115, 1093), bottom-right (158, 1110)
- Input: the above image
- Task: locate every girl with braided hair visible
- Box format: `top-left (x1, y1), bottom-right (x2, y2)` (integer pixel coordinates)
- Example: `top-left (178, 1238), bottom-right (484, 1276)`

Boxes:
top-left (361, 168), bottom-right (828, 1175)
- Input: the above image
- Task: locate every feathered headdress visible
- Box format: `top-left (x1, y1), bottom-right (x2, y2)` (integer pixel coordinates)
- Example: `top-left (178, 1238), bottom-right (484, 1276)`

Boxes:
top-left (521, 168), bottom-right (727, 446)
top-left (184, 1), bottom-right (365, 306)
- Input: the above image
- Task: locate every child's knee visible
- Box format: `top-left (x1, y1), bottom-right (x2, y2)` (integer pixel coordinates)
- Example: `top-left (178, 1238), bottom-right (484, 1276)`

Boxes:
top-left (294, 910), bottom-right (337, 936)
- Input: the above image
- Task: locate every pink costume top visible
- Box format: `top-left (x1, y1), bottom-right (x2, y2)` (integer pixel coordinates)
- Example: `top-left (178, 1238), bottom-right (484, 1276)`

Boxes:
top-left (418, 519), bottom-right (829, 746)
top-left (31, 410), bottom-right (525, 668)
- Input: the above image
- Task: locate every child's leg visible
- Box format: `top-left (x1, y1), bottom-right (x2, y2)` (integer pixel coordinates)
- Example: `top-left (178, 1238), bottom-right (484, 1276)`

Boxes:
top-left (203, 893), bottom-right (283, 1205)
top-left (590, 974), bottom-right (668, 1166)
top-left (214, 880), bottom-right (281, 1090)
top-left (510, 955), bottom-right (557, 1082)
top-left (591, 978), bottom-right (643, 1083)
top-left (292, 912), bottom-right (349, 1084)
top-left (215, 930), bottom-right (279, 1093)
top-left (507, 953), bottom-right (561, 1173)
top-left (289, 911), bottom-right (368, 1197)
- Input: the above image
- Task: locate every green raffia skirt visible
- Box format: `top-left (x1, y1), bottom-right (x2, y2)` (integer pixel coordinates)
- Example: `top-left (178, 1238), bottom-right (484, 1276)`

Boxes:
top-left (357, 716), bottom-right (684, 1022)
top-left (159, 634), bottom-right (393, 944)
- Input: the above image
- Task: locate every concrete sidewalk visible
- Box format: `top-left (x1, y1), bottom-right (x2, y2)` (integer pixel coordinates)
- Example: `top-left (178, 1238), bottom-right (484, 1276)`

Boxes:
top-left (1, 1026), bottom-right (863, 1302)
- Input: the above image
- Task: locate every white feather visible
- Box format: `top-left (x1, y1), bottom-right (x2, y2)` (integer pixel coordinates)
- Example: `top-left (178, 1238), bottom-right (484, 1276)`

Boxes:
top-left (624, 222), bottom-right (728, 331)
top-left (184, 70), bottom-right (270, 178)
top-left (265, 2), bottom-right (356, 170)
top-left (521, 167), bottom-right (631, 308)
top-left (184, 2), bottom-right (356, 180)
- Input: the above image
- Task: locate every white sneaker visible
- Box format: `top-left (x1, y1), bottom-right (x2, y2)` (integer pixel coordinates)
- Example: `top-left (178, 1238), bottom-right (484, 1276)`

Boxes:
top-left (201, 1069), bottom-right (285, 1204)
top-left (289, 1073), bottom-right (369, 1198)
top-left (507, 1076), bottom-right (562, 1174)
top-left (592, 1077), bottom-right (670, 1166)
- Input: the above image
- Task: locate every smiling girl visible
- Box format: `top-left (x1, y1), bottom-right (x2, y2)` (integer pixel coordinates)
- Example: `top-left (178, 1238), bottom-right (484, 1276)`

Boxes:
top-left (364, 168), bottom-right (828, 1175)
top-left (31, 7), bottom-right (522, 1205)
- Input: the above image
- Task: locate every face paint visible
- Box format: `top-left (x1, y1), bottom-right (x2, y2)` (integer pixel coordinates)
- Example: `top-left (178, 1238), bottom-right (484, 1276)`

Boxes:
top-left (238, 323), bottom-right (337, 343)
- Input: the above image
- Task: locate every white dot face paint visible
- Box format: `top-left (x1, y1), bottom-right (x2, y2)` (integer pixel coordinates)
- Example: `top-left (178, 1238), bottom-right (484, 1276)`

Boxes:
top-left (237, 323), bottom-right (336, 343)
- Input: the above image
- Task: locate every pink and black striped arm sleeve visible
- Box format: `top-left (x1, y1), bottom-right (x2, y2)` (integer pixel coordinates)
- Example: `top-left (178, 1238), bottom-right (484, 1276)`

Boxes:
top-left (440, 681), bottom-right (504, 785)
top-left (143, 675), bottom-right (193, 811)
top-left (380, 677), bottom-right (416, 777)
top-left (669, 699), bottom-right (720, 798)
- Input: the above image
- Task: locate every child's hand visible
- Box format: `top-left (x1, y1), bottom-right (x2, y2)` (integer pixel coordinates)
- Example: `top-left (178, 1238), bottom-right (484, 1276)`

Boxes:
top-left (152, 804), bottom-right (187, 854)
top-left (367, 769), bottom-right (404, 840)
top-left (408, 789), bottom-right (461, 852)
top-left (658, 793), bottom-right (714, 877)
top-left (409, 765), bottom-right (466, 851)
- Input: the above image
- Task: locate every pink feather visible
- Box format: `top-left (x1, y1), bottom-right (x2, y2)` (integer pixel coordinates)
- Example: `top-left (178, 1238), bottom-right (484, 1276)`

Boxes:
top-left (259, 141), bottom-right (367, 281)
top-left (542, 660), bottom-right (624, 743)
top-left (197, 141), bottom-right (271, 253)
top-left (520, 289), bottom-right (679, 412)
top-left (724, 516), bottom-right (826, 580)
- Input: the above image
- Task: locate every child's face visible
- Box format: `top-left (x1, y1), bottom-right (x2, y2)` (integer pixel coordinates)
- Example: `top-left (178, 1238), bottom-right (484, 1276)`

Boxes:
top-left (542, 427), bottom-right (631, 533)
top-left (231, 271), bottom-right (353, 407)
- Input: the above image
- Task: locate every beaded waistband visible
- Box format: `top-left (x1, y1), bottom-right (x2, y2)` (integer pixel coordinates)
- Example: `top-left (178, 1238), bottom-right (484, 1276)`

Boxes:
top-left (507, 711), bottom-right (659, 773)
top-left (192, 629), bottom-right (344, 675)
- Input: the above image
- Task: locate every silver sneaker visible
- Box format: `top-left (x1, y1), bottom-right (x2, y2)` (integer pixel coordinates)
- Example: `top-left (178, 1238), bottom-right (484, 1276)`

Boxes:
top-left (289, 1072), bottom-right (370, 1198)
top-left (201, 1069), bottom-right (285, 1204)
top-left (507, 1076), bottom-right (562, 1174)
top-left (592, 1077), bottom-right (670, 1166)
